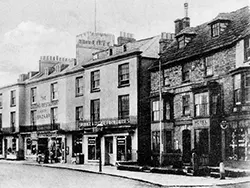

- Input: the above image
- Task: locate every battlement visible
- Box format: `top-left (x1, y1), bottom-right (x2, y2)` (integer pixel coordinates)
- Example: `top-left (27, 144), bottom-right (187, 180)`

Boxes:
top-left (40, 56), bottom-right (75, 63)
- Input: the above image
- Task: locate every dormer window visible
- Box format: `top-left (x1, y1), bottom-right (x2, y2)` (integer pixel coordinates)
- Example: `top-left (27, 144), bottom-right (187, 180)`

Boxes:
top-left (123, 44), bottom-right (127, 52)
top-left (177, 35), bottom-right (191, 49)
top-left (210, 21), bottom-right (229, 37)
top-left (93, 54), bottom-right (98, 60)
top-left (55, 64), bottom-right (61, 72)
top-left (109, 49), bottom-right (113, 56)
top-left (44, 67), bottom-right (49, 76)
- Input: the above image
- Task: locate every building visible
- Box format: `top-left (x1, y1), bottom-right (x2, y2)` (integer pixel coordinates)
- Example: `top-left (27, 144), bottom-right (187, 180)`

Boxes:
top-left (149, 6), bottom-right (250, 166)
top-left (80, 32), bottom-right (160, 165)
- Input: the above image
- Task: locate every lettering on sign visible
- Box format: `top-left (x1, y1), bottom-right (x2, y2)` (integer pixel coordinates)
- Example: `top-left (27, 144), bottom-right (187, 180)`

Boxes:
top-left (193, 119), bottom-right (210, 128)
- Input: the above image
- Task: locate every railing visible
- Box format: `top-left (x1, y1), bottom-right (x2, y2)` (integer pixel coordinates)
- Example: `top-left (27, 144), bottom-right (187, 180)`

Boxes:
top-left (19, 123), bottom-right (60, 132)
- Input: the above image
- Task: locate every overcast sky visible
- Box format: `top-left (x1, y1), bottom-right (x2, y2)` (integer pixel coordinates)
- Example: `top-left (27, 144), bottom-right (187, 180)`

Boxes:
top-left (0, 0), bottom-right (249, 87)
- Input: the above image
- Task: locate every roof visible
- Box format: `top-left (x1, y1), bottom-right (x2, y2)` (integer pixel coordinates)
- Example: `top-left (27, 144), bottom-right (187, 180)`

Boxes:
top-left (82, 35), bottom-right (160, 67)
top-left (152, 6), bottom-right (250, 70)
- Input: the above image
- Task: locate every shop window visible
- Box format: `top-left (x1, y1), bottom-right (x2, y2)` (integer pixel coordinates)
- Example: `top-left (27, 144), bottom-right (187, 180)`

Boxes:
top-left (26, 138), bottom-right (32, 155)
top-left (51, 82), bottom-right (58, 101)
top-left (0, 138), bottom-right (2, 155)
top-left (10, 112), bottom-right (16, 128)
top-left (182, 63), bottom-right (191, 82)
top-left (90, 99), bottom-right (100, 124)
top-left (244, 36), bottom-right (250, 61)
top-left (10, 90), bottom-right (16, 106)
top-left (75, 76), bottom-right (83, 97)
top-left (30, 110), bottom-right (36, 126)
top-left (12, 138), bottom-right (16, 152)
top-left (117, 136), bottom-right (131, 161)
top-left (91, 70), bottom-right (100, 92)
top-left (51, 107), bottom-right (58, 124)
top-left (234, 74), bottom-right (241, 104)
top-left (31, 87), bottom-right (37, 104)
top-left (152, 100), bottom-right (160, 121)
top-left (118, 95), bottom-right (129, 119)
top-left (88, 137), bottom-right (100, 160)
top-left (245, 73), bottom-right (250, 102)
top-left (195, 92), bottom-right (209, 117)
top-left (0, 93), bottom-right (2, 108)
top-left (205, 57), bottom-right (213, 76)
top-left (72, 134), bottom-right (82, 156)
top-left (152, 131), bottom-right (160, 153)
top-left (118, 63), bottom-right (129, 87)
top-left (182, 95), bottom-right (190, 116)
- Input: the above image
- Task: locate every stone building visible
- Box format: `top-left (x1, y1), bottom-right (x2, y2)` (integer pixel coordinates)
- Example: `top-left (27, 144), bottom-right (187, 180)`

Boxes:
top-left (80, 32), bottom-right (160, 165)
top-left (149, 6), bottom-right (250, 166)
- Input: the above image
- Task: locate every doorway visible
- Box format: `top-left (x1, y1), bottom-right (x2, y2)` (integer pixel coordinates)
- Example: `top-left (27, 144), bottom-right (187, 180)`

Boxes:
top-left (4, 139), bottom-right (7, 158)
top-left (182, 129), bottom-right (191, 163)
top-left (105, 137), bottom-right (113, 165)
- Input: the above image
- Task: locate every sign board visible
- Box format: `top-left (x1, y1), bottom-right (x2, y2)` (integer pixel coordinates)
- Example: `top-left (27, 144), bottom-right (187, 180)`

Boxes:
top-left (193, 118), bottom-right (210, 128)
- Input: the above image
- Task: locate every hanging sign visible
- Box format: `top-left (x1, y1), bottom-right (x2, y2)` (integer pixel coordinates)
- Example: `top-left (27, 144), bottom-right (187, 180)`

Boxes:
top-left (220, 121), bottom-right (228, 130)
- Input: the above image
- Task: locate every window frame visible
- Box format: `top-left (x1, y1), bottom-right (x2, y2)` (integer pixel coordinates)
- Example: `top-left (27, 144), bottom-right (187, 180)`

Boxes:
top-left (182, 63), bottom-right (191, 82)
top-left (10, 90), bottom-right (16, 107)
top-left (90, 99), bottom-right (100, 124)
top-left (234, 74), bottom-right (242, 105)
top-left (0, 93), bottom-right (2, 109)
top-left (151, 100), bottom-right (160, 122)
top-left (10, 111), bottom-right (16, 128)
top-left (118, 95), bottom-right (129, 119)
top-left (244, 36), bottom-right (250, 61)
top-left (245, 73), bottom-right (250, 103)
top-left (75, 76), bottom-right (84, 97)
top-left (194, 92), bottom-right (209, 117)
top-left (163, 69), bottom-right (170, 86)
top-left (51, 107), bottom-right (58, 124)
top-left (51, 82), bottom-right (58, 101)
top-left (76, 106), bottom-right (84, 122)
top-left (182, 95), bottom-right (190, 116)
top-left (204, 57), bottom-right (213, 77)
top-left (30, 110), bottom-right (37, 126)
top-left (0, 113), bottom-right (2, 129)
top-left (31, 87), bottom-right (37, 104)
top-left (118, 63), bottom-right (129, 87)
top-left (91, 70), bottom-right (100, 92)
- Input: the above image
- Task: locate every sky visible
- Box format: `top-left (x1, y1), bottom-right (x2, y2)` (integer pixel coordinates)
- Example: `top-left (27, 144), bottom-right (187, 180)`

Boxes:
top-left (0, 0), bottom-right (249, 87)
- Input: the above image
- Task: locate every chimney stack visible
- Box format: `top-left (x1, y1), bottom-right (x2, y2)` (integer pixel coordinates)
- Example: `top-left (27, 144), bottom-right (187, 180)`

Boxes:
top-left (174, 3), bottom-right (190, 35)
top-left (117, 31), bottom-right (136, 45)
top-left (159, 32), bottom-right (175, 54)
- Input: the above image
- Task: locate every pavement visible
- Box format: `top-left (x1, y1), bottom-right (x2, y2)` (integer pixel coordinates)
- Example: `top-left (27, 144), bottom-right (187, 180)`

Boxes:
top-left (1, 160), bottom-right (250, 188)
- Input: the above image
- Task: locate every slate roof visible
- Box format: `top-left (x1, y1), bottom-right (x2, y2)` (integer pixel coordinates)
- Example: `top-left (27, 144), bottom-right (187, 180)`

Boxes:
top-left (151, 6), bottom-right (250, 70)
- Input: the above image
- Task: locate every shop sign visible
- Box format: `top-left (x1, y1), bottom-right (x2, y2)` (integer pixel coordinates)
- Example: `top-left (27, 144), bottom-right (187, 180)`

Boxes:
top-left (37, 131), bottom-right (57, 138)
top-left (220, 121), bottom-right (228, 130)
top-left (241, 106), bottom-right (250, 111)
top-left (193, 118), bottom-right (210, 128)
top-left (81, 118), bottom-right (130, 128)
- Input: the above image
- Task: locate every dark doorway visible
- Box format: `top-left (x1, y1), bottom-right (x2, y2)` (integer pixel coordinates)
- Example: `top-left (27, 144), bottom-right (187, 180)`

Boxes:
top-left (4, 139), bottom-right (7, 158)
top-left (182, 129), bottom-right (191, 163)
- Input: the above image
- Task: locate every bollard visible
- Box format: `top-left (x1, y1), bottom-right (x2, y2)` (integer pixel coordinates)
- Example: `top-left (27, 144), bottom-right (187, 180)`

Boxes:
top-left (219, 162), bottom-right (225, 179)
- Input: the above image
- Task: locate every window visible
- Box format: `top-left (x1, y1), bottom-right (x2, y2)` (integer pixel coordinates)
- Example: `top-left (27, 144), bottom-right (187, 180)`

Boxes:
top-left (109, 49), bottom-right (113, 56)
top-left (182, 63), bottom-right (191, 82)
top-left (211, 22), bottom-right (229, 37)
top-left (177, 35), bottom-right (191, 48)
top-left (76, 106), bottom-right (83, 123)
top-left (12, 138), bottom-right (16, 152)
top-left (205, 57), bottom-right (213, 76)
top-left (195, 92), bottom-right (209, 117)
top-left (31, 87), bottom-right (37, 104)
top-left (118, 95), bottom-right (129, 119)
top-left (0, 93), bottom-right (2, 108)
top-left (245, 73), bottom-right (250, 102)
top-left (10, 90), bottom-right (16, 106)
top-left (30, 110), bottom-right (36, 125)
top-left (0, 139), bottom-right (2, 155)
top-left (152, 131), bottom-right (160, 153)
top-left (123, 45), bottom-right (127, 52)
top-left (91, 99), bottom-right (100, 124)
top-left (76, 77), bottom-right (83, 96)
top-left (72, 134), bottom-right (82, 156)
top-left (163, 69), bottom-right (170, 86)
top-left (118, 63), bottom-right (129, 86)
top-left (164, 101), bottom-right (171, 120)
top-left (88, 137), bottom-right (100, 160)
top-left (211, 94), bottom-right (219, 115)
top-left (182, 95), bottom-right (190, 116)
top-left (0, 113), bottom-right (2, 129)
top-left (91, 70), bottom-right (100, 92)
top-left (165, 131), bottom-right (172, 153)
top-left (211, 23), bottom-right (220, 37)
top-left (245, 37), bottom-right (250, 60)
top-left (152, 100), bottom-right (160, 121)
top-left (11, 112), bottom-right (16, 127)
top-left (51, 107), bottom-right (58, 124)
top-left (51, 82), bottom-right (58, 101)
top-left (234, 74), bottom-right (241, 104)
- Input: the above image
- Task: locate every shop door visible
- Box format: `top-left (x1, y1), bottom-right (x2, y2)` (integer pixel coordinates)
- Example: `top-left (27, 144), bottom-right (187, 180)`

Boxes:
top-left (105, 137), bottom-right (113, 165)
top-left (195, 129), bottom-right (209, 165)
top-left (182, 130), bottom-right (191, 163)
top-left (38, 138), bottom-right (48, 154)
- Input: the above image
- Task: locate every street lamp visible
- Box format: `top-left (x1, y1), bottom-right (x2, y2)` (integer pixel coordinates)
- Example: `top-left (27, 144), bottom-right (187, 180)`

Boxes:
top-left (96, 123), bottom-right (103, 172)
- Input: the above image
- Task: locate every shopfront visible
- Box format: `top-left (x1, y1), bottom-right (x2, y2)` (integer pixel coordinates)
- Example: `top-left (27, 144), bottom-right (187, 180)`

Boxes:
top-left (226, 120), bottom-right (250, 161)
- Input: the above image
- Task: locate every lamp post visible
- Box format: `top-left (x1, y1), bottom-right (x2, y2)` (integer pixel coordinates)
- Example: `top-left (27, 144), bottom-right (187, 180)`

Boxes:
top-left (96, 123), bottom-right (103, 172)
top-left (159, 59), bottom-right (163, 166)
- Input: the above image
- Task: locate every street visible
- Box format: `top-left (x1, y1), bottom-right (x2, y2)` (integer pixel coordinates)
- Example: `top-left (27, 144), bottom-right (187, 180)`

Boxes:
top-left (0, 163), bottom-right (158, 188)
